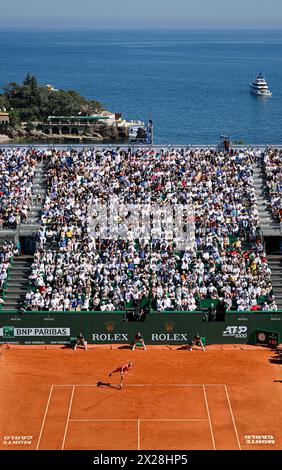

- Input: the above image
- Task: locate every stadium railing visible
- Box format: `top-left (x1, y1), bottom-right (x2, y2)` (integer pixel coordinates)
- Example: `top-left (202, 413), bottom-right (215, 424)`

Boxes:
top-left (1, 309), bottom-right (281, 315)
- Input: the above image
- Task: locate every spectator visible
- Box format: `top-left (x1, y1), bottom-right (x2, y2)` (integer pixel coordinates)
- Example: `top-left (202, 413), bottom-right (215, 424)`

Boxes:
top-left (208, 303), bottom-right (217, 321)
top-left (20, 146), bottom-right (274, 313)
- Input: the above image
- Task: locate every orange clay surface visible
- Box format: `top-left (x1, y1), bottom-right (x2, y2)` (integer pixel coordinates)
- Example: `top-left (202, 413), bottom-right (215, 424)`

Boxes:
top-left (0, 345), bottom-right (281, 450)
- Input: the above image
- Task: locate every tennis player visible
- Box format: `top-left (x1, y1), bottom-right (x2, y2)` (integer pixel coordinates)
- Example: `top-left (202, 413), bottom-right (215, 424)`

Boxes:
top-left (189, 333), bottom-right (205, 351)
top-left (74, 333), bottom-right (88, 351)
top-left (109, 361), bottom-right (134, 389)
top-left (132, 332), bottom-right (147, 351)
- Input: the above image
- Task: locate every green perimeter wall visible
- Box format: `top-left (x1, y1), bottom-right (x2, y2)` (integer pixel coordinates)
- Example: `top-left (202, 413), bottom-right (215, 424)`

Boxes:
top-left (0, 311), bottom-right (281, 345)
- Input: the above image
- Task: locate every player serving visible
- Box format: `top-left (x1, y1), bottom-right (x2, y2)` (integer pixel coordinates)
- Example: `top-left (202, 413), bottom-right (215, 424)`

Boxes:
top-left (109, 361), bottom-right (134, 389)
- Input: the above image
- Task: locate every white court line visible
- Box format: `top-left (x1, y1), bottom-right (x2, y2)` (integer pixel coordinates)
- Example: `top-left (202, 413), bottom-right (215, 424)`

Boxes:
top-left (49, 383), bottom-right (226, 451)
top-left (61, 385), bottom-right (75, 450)
top-left (69, 418), bottom-right (208, 422)
top-left (138, 419), bottom-right (140, 451)
top-left (224, 385), bottom-right (241, 450)
top-left (36, 385), bottom-right (54, 450)
top-left (70, 419), bottom-right (137, 422)
top-left (203, 385), bottom-right (216, 450)
top-left (52, 383), bottom-right (227, 387)
top-left (122, 384), bottom-right (227, 388)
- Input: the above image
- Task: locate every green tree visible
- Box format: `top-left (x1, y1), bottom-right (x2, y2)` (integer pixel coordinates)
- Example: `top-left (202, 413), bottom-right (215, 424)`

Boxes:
top-left (23, 73), bottom-right (38, 90)
top-left (9, 109), bottom-right (21, 127)
top-left (90, 100), bottom-right (104, 113)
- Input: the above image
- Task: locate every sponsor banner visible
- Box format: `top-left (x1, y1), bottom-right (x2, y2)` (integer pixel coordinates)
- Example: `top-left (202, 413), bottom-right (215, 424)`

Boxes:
top-left (92, 320), bottom-right (190, 343)
top-left (150, 321), bottom-right (189, 343)
top-left (0, 312), bottom-right (281, 345)
top-left (0, 327), bottom-right (70, 338)
top-left (222, 326), bottom-right (248, 339)
top-left (151, 333), bottom-right (189, 342)
top-left (92, 333), bottom-right (190, 343)
top-left (92, 321), bottom-right (129, 342)
top-left (92, 333), bottom-right (129, 342)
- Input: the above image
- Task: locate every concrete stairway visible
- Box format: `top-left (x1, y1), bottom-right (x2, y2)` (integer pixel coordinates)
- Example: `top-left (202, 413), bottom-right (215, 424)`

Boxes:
top-left (19, 161), bottom-right (46, 236)
top-left (1, 161), bottom-right (47, 311)
top-left (252, 164), bottom-right (281, 236)
top-left (268, 255), bottom-right (282, 310)
top-left (2, 256), bottom-right (33, 311)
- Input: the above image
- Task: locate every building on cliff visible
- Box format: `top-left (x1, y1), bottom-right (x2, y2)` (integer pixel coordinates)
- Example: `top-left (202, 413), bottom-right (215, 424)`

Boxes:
top-left (42, 112), bottom-right (144, 137)
top-left (0, 112), bottom-right (10, 127)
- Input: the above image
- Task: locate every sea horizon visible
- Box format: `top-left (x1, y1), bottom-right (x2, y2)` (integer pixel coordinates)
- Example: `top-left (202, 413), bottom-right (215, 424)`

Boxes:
top-left (1, 28), bottom-right (282, 144)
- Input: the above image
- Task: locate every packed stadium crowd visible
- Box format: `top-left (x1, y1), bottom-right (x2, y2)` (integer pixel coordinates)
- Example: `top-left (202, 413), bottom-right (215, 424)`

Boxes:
top-left (0, 145), bottom-right (279, 312)
top-left (0, 148), bottom-right (39, 229)
top-left (20, 146), bottom-right (278, 312)
top-left (261, 148), bottom-right (282, 222)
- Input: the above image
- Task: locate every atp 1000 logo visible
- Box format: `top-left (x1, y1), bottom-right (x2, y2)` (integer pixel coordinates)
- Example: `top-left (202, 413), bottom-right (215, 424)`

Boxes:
top-left (222, 326), bottom-right (248, 339)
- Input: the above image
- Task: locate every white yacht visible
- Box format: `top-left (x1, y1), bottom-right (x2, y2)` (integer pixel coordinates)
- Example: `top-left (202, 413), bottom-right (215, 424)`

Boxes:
top-left (250, 72), bottom-right (272, 96)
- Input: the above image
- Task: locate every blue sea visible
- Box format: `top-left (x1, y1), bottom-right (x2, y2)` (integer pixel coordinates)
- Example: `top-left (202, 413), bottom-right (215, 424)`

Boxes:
top-left (0, 29), bottom-right (282, 144)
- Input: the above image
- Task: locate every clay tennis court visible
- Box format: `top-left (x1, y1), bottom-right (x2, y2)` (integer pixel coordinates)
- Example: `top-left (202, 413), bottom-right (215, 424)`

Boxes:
top-left (0, 345), bottom-right (281, 450)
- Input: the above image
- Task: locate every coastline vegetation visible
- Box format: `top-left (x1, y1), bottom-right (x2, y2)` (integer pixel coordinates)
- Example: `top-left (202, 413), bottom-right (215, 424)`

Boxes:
top-left (0, 73), bottom-right (104, 128)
